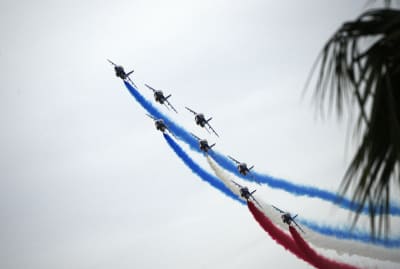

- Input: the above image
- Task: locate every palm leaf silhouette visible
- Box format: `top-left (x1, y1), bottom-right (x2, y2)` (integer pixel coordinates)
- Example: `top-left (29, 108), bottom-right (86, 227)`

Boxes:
top-left (308, 7), bottom-right (400, 238)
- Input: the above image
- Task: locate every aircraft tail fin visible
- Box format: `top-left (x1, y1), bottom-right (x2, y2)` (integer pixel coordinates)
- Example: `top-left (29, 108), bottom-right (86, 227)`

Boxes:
top-left (249, 165), bottom-right (255, 170)
top-left (165, 94), bottom-right (171, 100)
top-left (210, 143), bottom-right (216, 149)
top-left (207, 117), bottom-right (213, 122)
top-left (127, 70), bottom-right (134, 77)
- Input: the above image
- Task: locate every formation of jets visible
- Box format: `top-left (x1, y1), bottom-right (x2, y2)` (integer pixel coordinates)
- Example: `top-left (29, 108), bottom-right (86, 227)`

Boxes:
top-left (109, 60), bottom-right (304, 234)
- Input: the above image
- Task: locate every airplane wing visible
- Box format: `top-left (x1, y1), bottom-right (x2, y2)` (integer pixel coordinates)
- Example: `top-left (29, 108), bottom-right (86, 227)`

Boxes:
top-left (252, 175), bottom-right (261, 185)
top-left (146, 113), bottom-right (156, 120)
top-left (107, 59), bottom-right (116, 66)
top-left (251, 196), bottom-right (263, 209)
top-left (271, 205), bottom-right (286, 214)
top-left (228, 155), bottom-right (240, 164)
top-left (163, 103), bottom-right (171, 111)
top-left (127, 77), bottom-right (138, 89)
top-left (292, 220), bottom-right (305, 234)
top-left (144, 84), bottom-right (157, 93)
top-left (230, 180), bottom-right (243, 189)
top-left (190, 133), bottom-right (201, 141)
top-left (185, 107), bottom-right (197, 115)
top-left (166, 100), bottom-right (178, 113)
top-left (206, 122), bottom-right (219, 137)
top-left (203, 126), bottom-right (211, 134)
top-left (166, 126), bottom-right (177, 139)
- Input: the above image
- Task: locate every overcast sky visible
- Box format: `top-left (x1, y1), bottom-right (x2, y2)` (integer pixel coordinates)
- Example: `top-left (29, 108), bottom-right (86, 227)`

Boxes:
top-left (1, 1), bottom-right (398, 269)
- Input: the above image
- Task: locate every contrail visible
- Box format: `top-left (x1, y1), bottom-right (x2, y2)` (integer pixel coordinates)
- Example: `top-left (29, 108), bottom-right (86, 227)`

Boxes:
top-left (123, 81), bottom-right (200, 152)
top-left (208, 151), bottom-right (400, 216)
top-left (257, 198), bottom-right (400, 263)
top-left (205, 155), bottom-right (243, 199)
top-left (163, 132), bottom-right (359, 266)
top-left (296, 219), bottom-right (400, 263)
top-left (163, 138), bottom-right (363, 267)
top-left (289, 226), bottom-right (360, 269)
top-left (206, 156), bottom-right (400, 262)
top-left (247, 201), bottom-right (315, 267)
top-left (122, 80), bottom-right (400, 215)
top-left (163, 133), bottom-right (244, 205)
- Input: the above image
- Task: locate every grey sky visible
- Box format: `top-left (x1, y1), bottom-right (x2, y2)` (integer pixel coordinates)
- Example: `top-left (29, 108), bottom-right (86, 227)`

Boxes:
top-left (1, 1), bottom-right (398, 268)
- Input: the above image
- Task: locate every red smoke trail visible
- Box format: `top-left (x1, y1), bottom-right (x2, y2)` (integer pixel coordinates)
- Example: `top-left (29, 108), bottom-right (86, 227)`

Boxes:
top-left (289, 226), bottom-right (360, 269)
top-left (247, 201), bottom-right (315, 267)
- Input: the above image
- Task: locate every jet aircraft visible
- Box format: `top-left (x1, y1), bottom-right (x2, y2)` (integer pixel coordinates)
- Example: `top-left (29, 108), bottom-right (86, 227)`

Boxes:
top-left (107, 59), bottom-right (137, 87)
top-left (191, 133), bottom-right (215, 153)
top-left (228, 156), bottom-right (254, 176)
top-left (272, 205), bottom-right (305, 233)
top-left (146, 114), bottom-right (169, 133)
top-left (185, 107), bottom-right (219, 137)
top-left (231, 180), bottom-right (261, 207)
top-left (145, 84), bottom-right (178, 113)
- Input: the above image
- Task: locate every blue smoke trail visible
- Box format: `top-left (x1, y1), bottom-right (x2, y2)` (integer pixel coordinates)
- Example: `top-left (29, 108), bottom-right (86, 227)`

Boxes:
top-left (159, 107), bottom-right (400, 248)
top-left (299, 218), bottom-right (400, 248)
top-left (209, 151), bottom-right (400, 215)
top-left (167, 136), bottom-right (400, 250)
top-left (123, 81), bottom-right (400, 215)
top-left (207, 154), bottom-right (400, 249)
top-left (123, 81), bottom-right (199, 151)
top-left (163, 133), bottom-right (245, 205)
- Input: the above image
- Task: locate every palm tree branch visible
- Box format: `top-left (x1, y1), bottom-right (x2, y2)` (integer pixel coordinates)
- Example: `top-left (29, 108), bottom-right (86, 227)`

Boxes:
top-left (307, 7), bottom-right (400, 237)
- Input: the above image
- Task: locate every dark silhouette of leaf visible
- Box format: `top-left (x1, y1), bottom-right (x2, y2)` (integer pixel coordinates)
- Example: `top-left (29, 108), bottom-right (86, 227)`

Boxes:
top-left (308, 6), bottom-right (400, 238)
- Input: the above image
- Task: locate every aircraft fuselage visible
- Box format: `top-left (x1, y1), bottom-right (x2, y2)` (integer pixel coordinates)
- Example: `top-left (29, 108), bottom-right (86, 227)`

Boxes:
top-left (154, 91), bottom-right (165, 103)
top-left (238, 163), bottom-right (250, 175)
top-left (199, 140), bottom-right (210, 152)
top-left (240, 187), bottom-right (251, 199)
top-left (155, 120), bottom-right (167, 132)
top-left (195, 114), bottom-right (206, 127)
top-left (114, 66), bottom-right (128, 79)
top-left (282, 213), bottom-right (292, 225)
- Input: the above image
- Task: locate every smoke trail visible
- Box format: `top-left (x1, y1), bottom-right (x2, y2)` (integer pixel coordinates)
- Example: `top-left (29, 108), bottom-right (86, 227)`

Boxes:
top-left (123, 81), bottom-right (200, 152)
top-left (205, 156), bottom-right (243, 200)
top-left (122, 81), bottom-right (400, 215)
top-left (209, 152), bottom-right (400, 216)
top-left (163, 134), bottom-right (358, 266)
top-left (163, 133), bottom-right (245, 205)
top-left (297, 220), bottom-right (400, 263)
top-left (289, 226), bottom-right (359, 269)
top-left (257, 198), bottom-right (400, 263)
top-left (301, 218), bottom-right (400, 248)
top-left (247, 201), bottom-right (315, 267)
top-left (207, 156), bottom-right (400, 261)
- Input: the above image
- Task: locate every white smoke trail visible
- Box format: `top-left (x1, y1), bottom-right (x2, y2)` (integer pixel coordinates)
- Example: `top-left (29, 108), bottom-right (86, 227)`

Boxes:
top-left (206, 156), bottom-right (400, 264)
top-left (206, 155), bottom-right (243, 199)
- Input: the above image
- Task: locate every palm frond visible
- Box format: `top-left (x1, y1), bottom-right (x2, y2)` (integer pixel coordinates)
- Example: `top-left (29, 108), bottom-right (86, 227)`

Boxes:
top-left (308, 8), bottom-right (400, 238)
